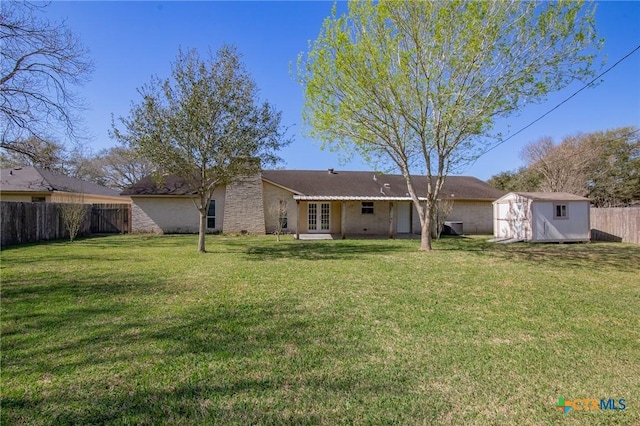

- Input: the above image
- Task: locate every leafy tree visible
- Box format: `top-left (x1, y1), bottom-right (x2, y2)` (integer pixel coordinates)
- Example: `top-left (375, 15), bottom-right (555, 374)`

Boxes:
top-left (487, 171), bottom-right (516, 192)
top-left (297, 0), bottom-right (601, 251)
top-left (492, 126), bottom-right (639, 206)
top-left (583, 127), bottom-right (639, 206)
top-left (0, 1), bottom-right (93, 157)
top-left (112, 46), bottom-right (291, 252)
top-left (521, 136), bottom-right (597, 195)
top-left (487, 167), bottom-right (542, 193)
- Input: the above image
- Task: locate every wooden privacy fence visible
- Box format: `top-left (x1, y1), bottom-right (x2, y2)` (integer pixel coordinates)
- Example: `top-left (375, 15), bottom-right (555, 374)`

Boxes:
top-left (90, 204), bottom-right (130, 234)
top-left (590, 207), bottom-right (640, 244)
top-left (1, 202), bottom-right (130, 247)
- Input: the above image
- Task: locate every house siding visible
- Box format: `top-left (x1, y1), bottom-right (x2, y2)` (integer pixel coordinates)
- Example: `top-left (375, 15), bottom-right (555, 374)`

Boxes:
top-left (291, 199), bottom-right (494, 236)
top-left (411, 200), bottom-right (494, 235)
top-left (50, 192), bottom-right (131, 205)
top-left (0, 194), bottom-right (49, 202)
top-left (131, 197), bottom-right (199, 234)
top-left (449, 200), bottom-right (496, 234)
top-left (0, 192), bottom-right (128, 204)
top-left (343, 201), bottom-right (389, 235)
top-left (130, 187), bottom-right (226, 234)
top-left (263, 182), bottom-right (297, 234)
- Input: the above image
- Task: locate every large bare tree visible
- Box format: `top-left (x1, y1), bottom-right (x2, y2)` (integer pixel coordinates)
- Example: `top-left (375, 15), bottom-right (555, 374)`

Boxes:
top-left (520, 136), bottom-right (597, 195)
top-left (0, 1), bottom-right (93, 157)
top-left (297, 0), bottom-right (601, 251)
top-left (520, 127), bottom-right (640, 206)
top-left (0, 136), bottom-right (67, 171)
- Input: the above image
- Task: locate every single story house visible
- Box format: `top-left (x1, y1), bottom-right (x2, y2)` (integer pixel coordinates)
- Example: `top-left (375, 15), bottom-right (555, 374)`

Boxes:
top-left (493, 192), bottom-right (590, 242)
top-left (0, 166), bottom-right (130, 204)
top-left (122, 169), bottom-right (504, 238)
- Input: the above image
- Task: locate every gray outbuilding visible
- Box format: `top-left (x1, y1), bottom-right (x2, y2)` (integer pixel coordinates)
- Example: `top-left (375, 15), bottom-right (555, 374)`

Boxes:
top-left (493, 192), bottom-right (590, 242)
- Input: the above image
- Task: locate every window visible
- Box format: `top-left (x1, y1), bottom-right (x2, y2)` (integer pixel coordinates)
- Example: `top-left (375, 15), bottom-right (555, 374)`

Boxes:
top-left (554, 203), bottom-right (568, 219)
top-left (31, 197), bottom-right (46, 203)
top-left (308, 203), bottom-right (317, 230)
top-left (207, 200), bottom-right (216, 228)
top-left (361, 202), bottom-right (374, 214)
top-left (320, 203), bottom-right (330, 229)
top-left (278, 200), bottom-right (288, 229)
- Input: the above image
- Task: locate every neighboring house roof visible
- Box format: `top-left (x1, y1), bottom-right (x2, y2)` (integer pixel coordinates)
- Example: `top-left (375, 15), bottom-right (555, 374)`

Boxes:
top-left (495, 192), bottom-right (590, 203)
top-left (0, 166), bottom-right (122, 198)
top-left (123, 169), bottom-right (504, 201)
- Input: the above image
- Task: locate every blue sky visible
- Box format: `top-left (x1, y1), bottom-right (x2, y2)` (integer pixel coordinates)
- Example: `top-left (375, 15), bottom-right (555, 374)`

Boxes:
top-left (43, 1), bottom-right (640, 181)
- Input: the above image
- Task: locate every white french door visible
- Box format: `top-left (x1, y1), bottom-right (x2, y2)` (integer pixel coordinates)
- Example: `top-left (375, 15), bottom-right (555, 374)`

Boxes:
top-left (308, 202), bottom-right (330, 232)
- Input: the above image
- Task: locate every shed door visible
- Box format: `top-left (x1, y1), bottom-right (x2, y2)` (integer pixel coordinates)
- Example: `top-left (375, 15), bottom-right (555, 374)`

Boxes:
top-left (510, 201), bottom-right (527, 240)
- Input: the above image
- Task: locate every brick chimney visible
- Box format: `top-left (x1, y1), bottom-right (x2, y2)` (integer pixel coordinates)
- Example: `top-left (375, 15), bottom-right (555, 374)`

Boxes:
top-left (222, 157), bottom-right (265, 234)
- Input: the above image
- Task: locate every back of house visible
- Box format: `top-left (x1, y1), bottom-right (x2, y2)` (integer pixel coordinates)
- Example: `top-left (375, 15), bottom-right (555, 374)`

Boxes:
top-left (123, 169), bottom-right (505, 238)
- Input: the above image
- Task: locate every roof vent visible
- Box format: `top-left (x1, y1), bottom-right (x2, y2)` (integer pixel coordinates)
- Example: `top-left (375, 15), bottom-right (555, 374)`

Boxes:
top-left (328, 168), bottom-right (335, 174)
top-left (383, 183), bottom-right (391, 188)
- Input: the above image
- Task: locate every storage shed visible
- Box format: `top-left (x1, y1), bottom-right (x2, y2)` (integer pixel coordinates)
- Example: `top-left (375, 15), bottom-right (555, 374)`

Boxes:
top-left (493, 192), bottom-right (590, 242)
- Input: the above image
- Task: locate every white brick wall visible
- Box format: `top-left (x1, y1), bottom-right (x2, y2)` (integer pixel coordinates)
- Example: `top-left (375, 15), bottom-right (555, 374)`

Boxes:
top-left (263, 183), bottom-right (296, 234)
top-left (131, 186), bottom-right (226, 234)
top-left (411, 200), bottom-right (494, 234)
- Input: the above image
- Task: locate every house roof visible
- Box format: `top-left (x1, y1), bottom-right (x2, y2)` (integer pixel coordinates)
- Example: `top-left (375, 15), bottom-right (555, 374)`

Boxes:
top-left (495, 192), bottom-right (590, 203)
top-left (262, 170), bottom-right (504, 201)
top-left (0, 166), bottom-right (122, 198)
top-left (120, 175), bottom-right (198, 196)
top-left (123, 169), bottom-right (504, 201)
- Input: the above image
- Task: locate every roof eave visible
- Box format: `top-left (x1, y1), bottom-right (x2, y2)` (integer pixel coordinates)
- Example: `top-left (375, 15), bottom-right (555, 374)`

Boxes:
top-left (261, 177), bottom-right (303, 195)
top-left (126, 193), bottom-right (197, 198)
top-left (294, 195), bottom-right (499, 202)
top-left (0, 190), bottom-right (52, 195)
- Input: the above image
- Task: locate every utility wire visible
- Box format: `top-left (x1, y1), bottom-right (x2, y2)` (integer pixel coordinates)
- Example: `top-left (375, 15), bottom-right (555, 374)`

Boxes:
top-left (480, 44), bottom-right (640, 157)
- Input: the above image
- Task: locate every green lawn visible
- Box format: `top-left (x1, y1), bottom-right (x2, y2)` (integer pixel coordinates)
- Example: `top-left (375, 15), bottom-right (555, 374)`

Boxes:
top-left (1, 235), bottom-right (638, 425)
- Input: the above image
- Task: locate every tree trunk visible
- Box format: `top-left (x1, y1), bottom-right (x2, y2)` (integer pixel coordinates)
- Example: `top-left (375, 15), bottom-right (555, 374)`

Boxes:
top-left (198, 209), bottom-right (207, 253)
top-left (420, 214), bottom-right (433, 251)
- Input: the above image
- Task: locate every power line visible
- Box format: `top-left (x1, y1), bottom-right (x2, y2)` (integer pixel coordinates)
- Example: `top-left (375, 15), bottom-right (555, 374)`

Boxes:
top-left (480, 44), bottom-right (640, 157)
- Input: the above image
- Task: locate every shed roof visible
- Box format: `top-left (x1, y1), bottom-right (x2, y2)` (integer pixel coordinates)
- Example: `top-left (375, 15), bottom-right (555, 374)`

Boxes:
top-left (1, 166), bottom-right (122, 198)
top-left (495, 192), bottom-right (590, 203)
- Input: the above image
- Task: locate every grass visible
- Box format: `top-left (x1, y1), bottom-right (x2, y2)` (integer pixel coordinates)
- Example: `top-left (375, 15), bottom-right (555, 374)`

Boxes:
top-left (1, 234), bottom-right (639, 425)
